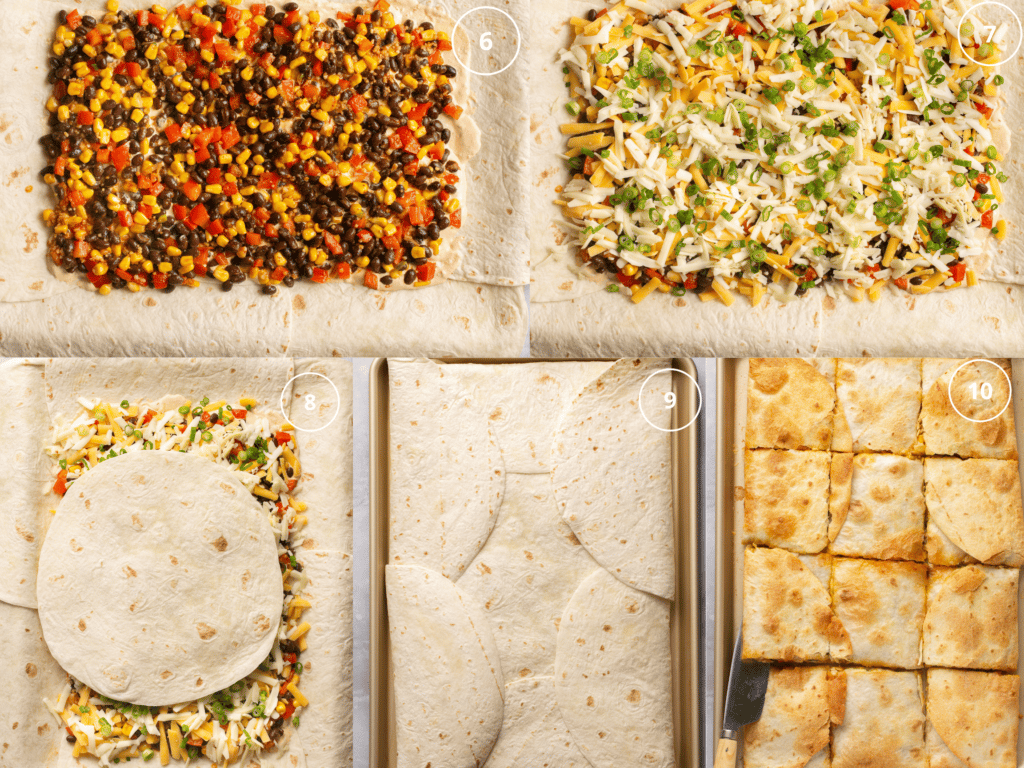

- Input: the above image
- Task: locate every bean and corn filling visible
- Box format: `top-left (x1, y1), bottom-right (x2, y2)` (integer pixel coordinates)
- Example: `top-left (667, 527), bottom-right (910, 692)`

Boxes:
top-left (44, 397), bottom-right (312, 766)
top-left (42, 0), bottom-right (464, 296)
top-left (558, 0), bottom-right (1008, 306)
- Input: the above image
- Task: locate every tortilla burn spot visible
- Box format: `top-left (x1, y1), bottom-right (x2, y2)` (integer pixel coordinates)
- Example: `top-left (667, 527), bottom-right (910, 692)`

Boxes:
top-left (143, 297), bottom-right (157, 307)
top-left (169, 555), bottom-right (178, 565)
top-left (129, 602), bottom-right (138, 612)
top-left (24, 663), bottom-right (36, 678)
top-left (603, 624), bottom-right (612, 632)
top-left (123, 565), bottom-right (137, 578)
top-left (626, 689), bottom-right (641, 703)
top-left (524, 550), bottom-right (534, 561)
top-left (37, 724), bottom-right (49, 736)
top-left (130, 514), bottom-right (143, 530)
top-left (78, 619), bottom-right (86, 632)
top-left (241, 570), bottom-right (251, 590)
top-left (161, 671), bottom-right (173, 680)
top-left (626, 602), bottom-right (639, 614)
top-left (84, 499), bottom-right (91, 509)
top-left (518, 668), bottom-right (531, 678)
top-left (196, 677), bottom-right (204, 687)
top-left (15, 523), bottom-right (33, 543)
top-left (292, 294), bottom-right (306, 311)
top-left (196, 622), bottom-right (217, 641)
top-left (587, 696), bottom-right (595, 707)
top-left (212, 535), bottom-right (228, 552)
top-left (478, 562), bottom-right (492, 575)
top-left (254, 614), bottom-right (271, 633)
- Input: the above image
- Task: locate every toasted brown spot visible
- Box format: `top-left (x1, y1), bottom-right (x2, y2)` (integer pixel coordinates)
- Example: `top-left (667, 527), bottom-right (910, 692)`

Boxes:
top-left (161, 671), bottom-right (173, 680)
top-left (212, 536), bottom-right (228, 552)
top-left (78, 619), bottom-right (86, 632)
top-left (626, 689), bottom-right (641, 703)
top-left (586, 696), bottom-right (595, 707)
top-left (24, 663), bottom-right (36, 678)
top-left (196, 623), bottom-right (216, 640)
top-left (196, 678), bottom-right (204, 687)
top-left (254, 614), bottom-right (271, 633)
top-left (123, 566), bottom-right (137, 578)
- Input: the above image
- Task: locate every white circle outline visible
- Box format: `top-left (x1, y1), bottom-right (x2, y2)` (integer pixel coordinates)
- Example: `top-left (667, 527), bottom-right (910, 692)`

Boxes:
top-left (958, 2), bottom-right (1022, 67)
top-left (280, 372), bottom-right (342, 433)
top-left (639, 368), bottom-right (703, 433)
top-left (947, 359), bottom-right (1012, 424)
top-left (450, 6), bottom-right (522, 76)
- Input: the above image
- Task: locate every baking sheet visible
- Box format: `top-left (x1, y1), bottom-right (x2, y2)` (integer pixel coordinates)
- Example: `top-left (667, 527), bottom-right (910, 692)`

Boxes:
top-left (714, 358), bottom-right (1024, 764)
top-left (0, 357), bottom-right (355, 768)
top-left (0, 0), bottom-right (529, 357)
top-left (369, 357), bottom-right (700, 768)
top-left (527, 0), bottom-right (1024, 358)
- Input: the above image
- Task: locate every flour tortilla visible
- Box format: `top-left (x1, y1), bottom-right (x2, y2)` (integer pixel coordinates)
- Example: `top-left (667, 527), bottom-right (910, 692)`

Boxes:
top-left (36, 451), bottom-right (283, 704)
top-left (458, 474), bottom-right (600, 681)
top-left (550, 359), bottom-right (675, 600)
top-left (0, 0), bottom-right (528, 356)
top-left (290, 360), bottom-right (355, 766)
top-left (484, 676), bottom-right (588, 768)
top-left (554, 567), bottom-right (673, 768)
top-left (830, 669), bottom-right (926, 768)
top-left (0, 359), bottom-right (51, 609)
top-left (926, 669), bottom-right (1019, 768)
top-left (426, 361), bottom-right (615, 474)
top-left (388, 360), bottom-right (506, 581)
top-left (745, 359), bottom-right (836, 450)
top-left (386, 564), bottom-right (505, 768)
top-left (1, 357), bottom-right (353, 767)
top-left (742, 666), bottom-right (832, 768)
top-left (0, 602), bottom-right (68, 768)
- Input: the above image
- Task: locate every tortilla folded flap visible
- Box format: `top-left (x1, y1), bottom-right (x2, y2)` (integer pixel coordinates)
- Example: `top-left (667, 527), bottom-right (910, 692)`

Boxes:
top-left (386, 564), bottom-right (504, 768)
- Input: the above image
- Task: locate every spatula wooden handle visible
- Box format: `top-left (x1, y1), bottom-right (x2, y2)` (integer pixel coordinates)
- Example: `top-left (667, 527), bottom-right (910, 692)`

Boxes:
top-left (714, 736), bottom-right (737, 768)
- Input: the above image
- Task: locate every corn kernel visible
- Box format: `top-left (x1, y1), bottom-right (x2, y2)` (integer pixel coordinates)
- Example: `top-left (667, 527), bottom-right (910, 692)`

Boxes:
top-left (98, 283), bottom-right (112, 295)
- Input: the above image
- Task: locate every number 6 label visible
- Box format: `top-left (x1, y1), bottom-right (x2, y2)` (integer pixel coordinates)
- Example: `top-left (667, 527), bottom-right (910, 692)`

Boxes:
top-left (451, 7), bottom-right (522, 76)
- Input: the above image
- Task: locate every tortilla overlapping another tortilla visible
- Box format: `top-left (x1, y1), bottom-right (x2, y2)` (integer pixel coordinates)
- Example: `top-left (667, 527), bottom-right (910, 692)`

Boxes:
top-left (37, 450), bottom-right (282, 705)
top-left (554, 567), bottom-right (674, 768)
top-left (551, 358), bottom-right (675, 600)
top-left (386, 564), bottom-right (505, 768)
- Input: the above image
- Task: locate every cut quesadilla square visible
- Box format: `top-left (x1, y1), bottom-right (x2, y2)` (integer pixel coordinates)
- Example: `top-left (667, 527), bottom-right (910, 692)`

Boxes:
top-left (921, 359), bottom-right (1017, 460)
top-left (742, 666), bottom-right (834, 768)
top-left (925, 669), bottom-right (1019, 768)
top-left (830, 668), bottom-right (926, 768)
top-left (746, 359), bottom-right (837, 450)
top-left (743, 547), bottom-right (851, 663)
top-left (828, 454), bottom-right (925, 562)
top-left (924, 457), bottom-right (1024, 567)
top-left (923, 565), bottom-right (1019, 671)
top-left (744, 449), bottom-right (830, 554)
top-left (831, 558), bottom-right (926, 669)
top-left (834, 359), bottom-right (921, 454)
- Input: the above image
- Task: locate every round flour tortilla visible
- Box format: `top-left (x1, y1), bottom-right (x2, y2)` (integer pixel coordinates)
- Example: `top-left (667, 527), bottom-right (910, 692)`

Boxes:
top-left (385, 564), bottom-right (504, 768)
top-left (554, 568), bottom-right (674, 768)
top-left (551, 359), bottom-right (675, 600)
top-left (36, 451), bottom-right (282, 705)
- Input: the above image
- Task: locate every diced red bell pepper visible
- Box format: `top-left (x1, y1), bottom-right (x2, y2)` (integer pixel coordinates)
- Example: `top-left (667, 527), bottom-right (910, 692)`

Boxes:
top-left (206, 219), bottom-right (225, 236)
top-left (975, 102), bottom-right (993, 118)
top-left (251, 3), bottom-right (267, 15)
top-left (245, 232), bottom-right (262, 246)
top-left (189, 204), bottom-right (210, 227)
top-left (437, 39), bottom-right (453, 52)
top-left (220, 124), bottom-right (241, 149)
top-left (258, 172), bottom-right (280, 190)
top-left (408, 102), bottom-right (431, 122)
top-left (77, 110), bottom-right (94, 126)
top-left (182, 180), bottom-right (202, 201)
top-left (270, 265), bottom-right (288, 281)
top-left (894, 277), bottom-right (909, 290)
top-left (950, 262), bottom-right (967, 282)
top-left (126, 61), bottom-right (142, 78)
top-left (450, 209), bottom-right (461, 229)
top-left (264, 224), bottom-right (278, 238)
top-left (67, 190), bottom-right (86, 207)
top-left (222, 18), bottom-right (238, 36)
top-left (53, 156), bottom-right (66, 176)
top-left (335, 262), bottom-right (352, 279)
top-left (404, 161), bottom-right (420, 177)
top-left (684, 274), bottom-right (697, 290)
top-left (151, 271), bottom-right (168, 289)
top-left (164, 123), bottom-right (182, 143)
top-left (428, 50), bottom-right (444, 66)
top-left (982, 210), bottom-right (994, 229)
top-left (348, 93), bottom-right (368, 115)
top-left (115, 267), bottom-right (133, 282)
top-left (274, 25), bottom-right (293, 43)
top-left (118, 209), bottom-right (132, 227)
top-left (53, 469), bottom-right (68, 496)
top-left (324, 232), bottom-right (344, 255)
top-left (303, 83), bottom-right (321, 101)
top-left (443, 104), bottom-right (463, 120)
top-left (311, 267), bottom-right (329, 283)
top-left (206, 168), bottom-right (222, 185)
top-left (112, 144), bottom-right (131, 172)
top-left (357, 229), bottom-right (373, 243)
top-left (382, 234), bottom-right (401, 251)
top-left (173, 204), bottom-right (189, 221)
top-left (66, 9), bottom-right (82, 29)
top-left (416, 262), bottom-right (436, 282)
top-left (408, 205), bottom-right (428, 226)
top-left (364, 271), bottom-right (379, 289)
top-left (254, 208), bottom-right (271, 224)
top-left (195, 146), bottom-right (211, 164)
top-left (387, 133), bottom-right (404, 150)
top-left (444, 173), bottom-right (459, 185)
top-left (617, 270), bottom-right (638, 288)
top-left (87, 271), bottom-right (111, 288)
top-left (274, 430), bottom-right (292, 444)
top-left (889, 0), bottom-right (919, 8)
